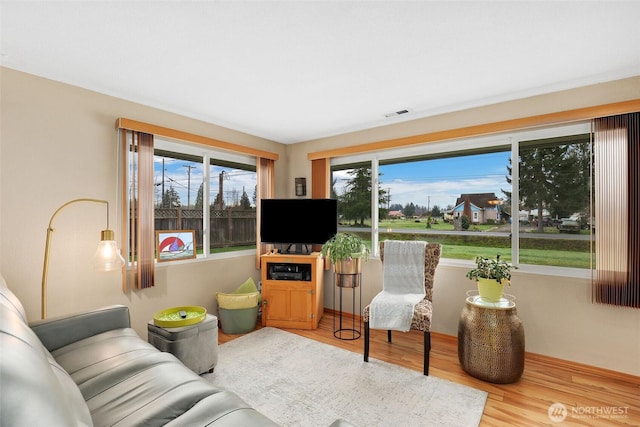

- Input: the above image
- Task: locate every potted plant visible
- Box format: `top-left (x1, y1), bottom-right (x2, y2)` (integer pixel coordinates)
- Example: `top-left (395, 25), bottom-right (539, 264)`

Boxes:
top-left (465, 255), bottom-right (516, 302)
top-left (321, 232), bottom-right (370, 279)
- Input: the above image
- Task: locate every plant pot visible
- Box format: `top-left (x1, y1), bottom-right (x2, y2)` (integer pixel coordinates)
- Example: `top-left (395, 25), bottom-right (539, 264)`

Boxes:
top-left (477, 278), bottom-right (505, 302)
top-left (334, 257), bottom-right (362, 275)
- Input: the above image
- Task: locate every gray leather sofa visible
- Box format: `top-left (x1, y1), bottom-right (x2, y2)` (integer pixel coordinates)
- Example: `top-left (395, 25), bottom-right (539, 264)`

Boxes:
top-left (0, 276), bottom-right (279, 426)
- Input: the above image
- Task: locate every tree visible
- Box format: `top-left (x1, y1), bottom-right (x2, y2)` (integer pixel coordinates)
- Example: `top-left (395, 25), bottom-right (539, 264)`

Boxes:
top-left (430, 205), bottom-right (442, 218)
top-left (403, 202), bottom-right (416, 217)
top-left (514, 141), bottom-right (590, 232)
top-left (339, 168), bottom-right (371, 226)
top-left (194, 183), bottom-right (204, 209)
top-left (239, 188), bottom-right (252, 210)
top-left (162, 185), bottom-right (181, 208)
top-left (460, 215), bottom-right (470, 230)
top-left (338, 167), bottom-right (387, 226)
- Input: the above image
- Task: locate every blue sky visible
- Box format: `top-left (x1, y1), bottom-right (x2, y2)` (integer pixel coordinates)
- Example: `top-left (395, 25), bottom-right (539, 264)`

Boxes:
top-left (334, 151), bottom-right (512, 211)
top-left (154, 156), bottom-right (256, 207)
top-left (155, 150), bottom-right (512, 211)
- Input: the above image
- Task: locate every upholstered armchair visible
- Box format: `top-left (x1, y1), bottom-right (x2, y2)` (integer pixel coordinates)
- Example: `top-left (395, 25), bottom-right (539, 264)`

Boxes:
top-left (363, 242), bottom-right (441, 375)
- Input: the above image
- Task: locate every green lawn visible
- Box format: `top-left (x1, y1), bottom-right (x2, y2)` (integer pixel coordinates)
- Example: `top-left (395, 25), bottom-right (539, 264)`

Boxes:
top-left (440, 244), bottom-right (590, 268)
top-left (344, 217), bottom-right (592, 269)
top-left (378, 218), bottom-right (497, 232)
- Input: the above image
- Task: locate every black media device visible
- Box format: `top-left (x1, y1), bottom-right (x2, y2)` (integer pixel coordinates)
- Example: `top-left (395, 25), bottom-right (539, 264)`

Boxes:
top-left (260, 198), bottom-right (338, 254)
top-left (267, 263), bottom-right (312, 281)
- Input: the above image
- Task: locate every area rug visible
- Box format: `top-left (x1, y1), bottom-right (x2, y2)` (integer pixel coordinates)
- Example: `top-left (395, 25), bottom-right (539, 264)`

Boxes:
top-left (203, 327), bottom-right (487, 427)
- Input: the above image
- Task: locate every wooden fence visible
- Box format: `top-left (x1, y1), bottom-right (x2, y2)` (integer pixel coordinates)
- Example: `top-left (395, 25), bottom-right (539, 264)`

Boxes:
top-left (155, 207), bottom-right (256, 249)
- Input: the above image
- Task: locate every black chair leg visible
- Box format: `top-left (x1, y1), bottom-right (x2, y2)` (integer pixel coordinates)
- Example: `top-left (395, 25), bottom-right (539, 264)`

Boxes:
top-left (364, 321), bottom-right (370, 362)
top-left (387, 330), bottom-right (392, 343)
top-left (423, 331), bottom-right (431, 376)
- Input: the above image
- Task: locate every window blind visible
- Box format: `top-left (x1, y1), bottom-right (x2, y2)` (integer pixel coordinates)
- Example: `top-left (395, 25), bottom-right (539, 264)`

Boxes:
top-left (592, 112), bottom-right (640, 308)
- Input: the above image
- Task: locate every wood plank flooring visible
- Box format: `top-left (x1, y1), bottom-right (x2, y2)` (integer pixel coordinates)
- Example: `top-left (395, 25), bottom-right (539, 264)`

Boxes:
top-left (218, 312), bottom-right (640, 426)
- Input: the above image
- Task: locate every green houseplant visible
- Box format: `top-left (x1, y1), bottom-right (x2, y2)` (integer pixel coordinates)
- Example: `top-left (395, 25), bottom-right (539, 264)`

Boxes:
top-left (465, 255), bottom-right (516, 302)
top-left (321, 232), bottom-right (370, 276)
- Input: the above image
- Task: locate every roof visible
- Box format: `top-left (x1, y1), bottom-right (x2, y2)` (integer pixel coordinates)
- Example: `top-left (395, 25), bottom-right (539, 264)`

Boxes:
top-left (455, 193), bottom-right (500, 209)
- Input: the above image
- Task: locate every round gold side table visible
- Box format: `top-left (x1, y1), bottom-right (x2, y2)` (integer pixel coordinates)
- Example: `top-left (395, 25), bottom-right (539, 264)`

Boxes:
top-left (458, 292), bottom-right (525, 384)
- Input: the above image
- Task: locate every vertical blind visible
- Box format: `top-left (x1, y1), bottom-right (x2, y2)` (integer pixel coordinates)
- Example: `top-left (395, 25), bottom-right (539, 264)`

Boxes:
top-left (592, 112), bottom-right (640, 308)
top-left (256, 157), bottom-right (275, 268)
top-left (119, 129), bottom-right (155, 290)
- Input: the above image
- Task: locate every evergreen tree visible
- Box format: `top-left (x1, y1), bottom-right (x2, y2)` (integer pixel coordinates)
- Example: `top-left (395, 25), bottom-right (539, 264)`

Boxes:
top-left (239, 188), bottom-right (252, 210)
top-left (337, 167), bottom-right (387, 226)
top-left (162, 185), bottom-right (181, 208)
top-left (403, 202), bottom-right (416, 217)
top-left (195, 183), bottom-right (204, 209)
top-left (339, 168), bottom-right (371, 226)
top-left (512, 140), bottom-right (590, 232)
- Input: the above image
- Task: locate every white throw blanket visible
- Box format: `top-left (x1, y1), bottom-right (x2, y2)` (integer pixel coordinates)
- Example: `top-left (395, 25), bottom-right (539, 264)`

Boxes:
top-left (370, 240), bottom-right (426, 331)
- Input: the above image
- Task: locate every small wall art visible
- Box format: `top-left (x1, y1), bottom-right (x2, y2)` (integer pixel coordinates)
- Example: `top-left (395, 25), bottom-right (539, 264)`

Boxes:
top-left (156, 230), bottom-right (196, 262)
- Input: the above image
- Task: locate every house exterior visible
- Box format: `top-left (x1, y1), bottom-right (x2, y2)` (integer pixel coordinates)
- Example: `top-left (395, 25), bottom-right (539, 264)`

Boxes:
top-left (452, 193), bottom-right (502, 224)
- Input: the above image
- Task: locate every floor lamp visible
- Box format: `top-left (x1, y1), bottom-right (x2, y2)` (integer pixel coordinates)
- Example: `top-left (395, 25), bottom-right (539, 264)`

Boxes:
top-left (41, 198), bottom-right (125, 319)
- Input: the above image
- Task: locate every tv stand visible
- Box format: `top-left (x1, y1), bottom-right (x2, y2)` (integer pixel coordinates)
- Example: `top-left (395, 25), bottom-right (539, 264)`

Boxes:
top-left (260, 252), bottom-right (324, 330)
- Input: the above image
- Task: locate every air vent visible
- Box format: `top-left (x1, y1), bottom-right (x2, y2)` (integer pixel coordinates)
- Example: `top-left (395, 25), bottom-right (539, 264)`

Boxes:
top-left (384, 109), bottom-right (410, 118)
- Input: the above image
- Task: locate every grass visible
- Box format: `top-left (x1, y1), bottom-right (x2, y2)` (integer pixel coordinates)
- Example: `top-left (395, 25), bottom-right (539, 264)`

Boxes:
top-left (349, 217), bottom-right (592, 269)
top-left (378, 218), bottom-right (497, 232)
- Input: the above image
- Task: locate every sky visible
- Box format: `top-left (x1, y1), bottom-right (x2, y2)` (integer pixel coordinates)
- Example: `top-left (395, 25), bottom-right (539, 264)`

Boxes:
top-left (154, 150), bottom-right (512, 211)
top-left (333, 150), bottom-right (512, 211)
top-left (154, 155), bottom-right (257, 208)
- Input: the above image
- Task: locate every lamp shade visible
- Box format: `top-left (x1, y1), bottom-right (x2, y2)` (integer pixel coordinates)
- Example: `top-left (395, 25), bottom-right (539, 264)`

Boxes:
top-left (93, 229), bottom-right (125, 272)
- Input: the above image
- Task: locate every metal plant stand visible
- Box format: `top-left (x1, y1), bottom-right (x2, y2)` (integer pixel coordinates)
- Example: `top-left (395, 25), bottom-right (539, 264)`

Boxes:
top-left (333, 272), bottom-right (362, 340)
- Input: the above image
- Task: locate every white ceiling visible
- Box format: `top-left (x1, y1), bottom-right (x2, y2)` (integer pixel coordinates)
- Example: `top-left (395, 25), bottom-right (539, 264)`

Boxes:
top-left (2, 1), bottom-right (640, 144)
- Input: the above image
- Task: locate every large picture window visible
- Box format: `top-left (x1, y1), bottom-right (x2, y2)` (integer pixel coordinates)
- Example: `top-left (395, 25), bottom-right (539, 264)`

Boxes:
top-left (330, 122), bottom-right (592, 269)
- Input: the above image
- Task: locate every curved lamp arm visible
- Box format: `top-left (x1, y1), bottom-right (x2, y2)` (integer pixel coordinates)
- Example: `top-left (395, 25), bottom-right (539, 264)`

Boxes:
top-left (41, 198), bottom-right (124, 319)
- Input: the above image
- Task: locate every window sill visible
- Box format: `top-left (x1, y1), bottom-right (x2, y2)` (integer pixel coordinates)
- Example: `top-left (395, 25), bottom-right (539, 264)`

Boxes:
top-left (437, 257), bottom-right (591, 280)
top-left (154, 248), bottom-right (257, 268)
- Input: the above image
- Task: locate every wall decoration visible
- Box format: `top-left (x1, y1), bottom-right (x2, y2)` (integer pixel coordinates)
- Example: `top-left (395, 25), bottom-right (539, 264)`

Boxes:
top-left (156, 230), bottom-right (196, 262)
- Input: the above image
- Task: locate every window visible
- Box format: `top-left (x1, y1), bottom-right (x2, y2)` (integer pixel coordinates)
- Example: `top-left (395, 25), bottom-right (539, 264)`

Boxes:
top-left (117, 118), bottom-right (276, 290)
top-left (517, 135), bottom-right (591, 268)
top-left (331, 122), bottom-right (592, 269)
top-left (209, 160), bottom-right (257, 253)
top-left (154, 150), bottom-right (205, 253)
top-left (153, 139), bottom-right (257, 257)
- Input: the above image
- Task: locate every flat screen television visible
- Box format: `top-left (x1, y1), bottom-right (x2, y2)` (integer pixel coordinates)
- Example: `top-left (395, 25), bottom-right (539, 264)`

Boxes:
top-left (260, 198), bottom-right (338, 253)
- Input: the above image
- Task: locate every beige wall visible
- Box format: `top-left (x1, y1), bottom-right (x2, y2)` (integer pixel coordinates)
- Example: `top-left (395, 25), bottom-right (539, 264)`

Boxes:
top-left (0, 67), bottom-right (285, 336)
top-left (2, 67), bottom-right (639, 376)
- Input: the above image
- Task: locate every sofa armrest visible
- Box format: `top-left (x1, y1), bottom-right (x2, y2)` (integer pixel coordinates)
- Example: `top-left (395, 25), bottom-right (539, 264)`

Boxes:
top-left (30, 305), bottom-right (131, 352)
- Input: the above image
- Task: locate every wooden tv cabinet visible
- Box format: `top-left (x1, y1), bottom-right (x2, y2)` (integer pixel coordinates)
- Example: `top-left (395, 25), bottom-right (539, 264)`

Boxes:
top-left (260, 252), bottom-right (324, 329)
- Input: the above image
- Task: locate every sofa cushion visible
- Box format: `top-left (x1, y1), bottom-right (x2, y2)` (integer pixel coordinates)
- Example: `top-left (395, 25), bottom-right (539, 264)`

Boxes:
top-left (51, 328), bottom-right (246, 426)
top-left (0, 304), bottom-right (93, 427)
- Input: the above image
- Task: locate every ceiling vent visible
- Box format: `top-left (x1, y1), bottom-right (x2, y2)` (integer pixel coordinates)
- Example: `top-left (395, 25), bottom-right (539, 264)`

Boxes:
top-left (384, 109), bottom-right (410, 118)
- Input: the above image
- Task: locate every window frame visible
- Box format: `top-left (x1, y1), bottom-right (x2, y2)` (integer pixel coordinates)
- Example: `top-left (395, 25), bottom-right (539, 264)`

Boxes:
top-left (153, 137), bottom-right (258, 261)
top-left (330, 121), bottom-right (592, 278)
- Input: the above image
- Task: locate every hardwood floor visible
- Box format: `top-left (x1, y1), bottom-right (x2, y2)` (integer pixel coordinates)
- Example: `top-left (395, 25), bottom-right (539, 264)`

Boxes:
top-left (218, 312), bottom-right (640, 426)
